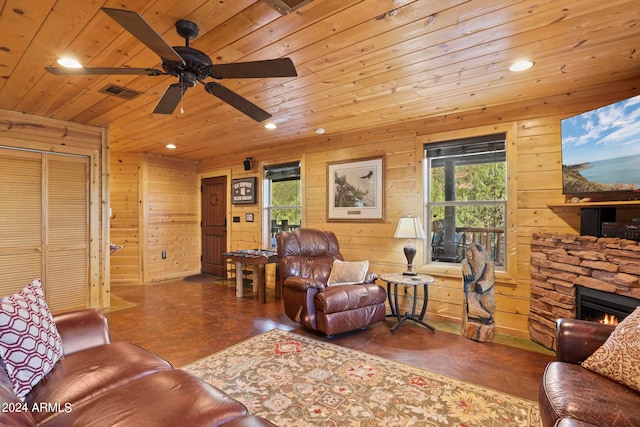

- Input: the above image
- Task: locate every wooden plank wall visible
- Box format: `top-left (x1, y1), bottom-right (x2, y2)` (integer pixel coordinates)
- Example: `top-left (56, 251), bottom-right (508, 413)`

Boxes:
top-left (142, 154), bottom-right (200, 282)
top-left (0, 109), bottom-right (109, 309)
top-left (110, 153), bottom-right (201, 283)
top-left (109, 153), bottom-right (141, 283)
top-left (196, 78), bottom-right (640, 338)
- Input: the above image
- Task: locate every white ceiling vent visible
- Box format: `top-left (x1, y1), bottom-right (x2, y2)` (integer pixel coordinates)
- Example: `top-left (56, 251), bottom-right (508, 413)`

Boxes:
top-left (99, 84), bottom-right (142, 100)
top-left (263, 0), bottom-right (313, 15)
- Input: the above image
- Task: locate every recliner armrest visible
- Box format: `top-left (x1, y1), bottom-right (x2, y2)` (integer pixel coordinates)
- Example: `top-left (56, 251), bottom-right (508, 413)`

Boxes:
top-left (555, 318), bottom-right (615, 364)
top-left (53, 308), bottom-right (112, 355)
top-left (283, 276), bottom-right (327, 291)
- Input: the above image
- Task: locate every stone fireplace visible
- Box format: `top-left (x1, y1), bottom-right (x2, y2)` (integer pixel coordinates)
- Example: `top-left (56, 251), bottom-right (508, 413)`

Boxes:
top-left (529, 233), bottom-right (640, 350)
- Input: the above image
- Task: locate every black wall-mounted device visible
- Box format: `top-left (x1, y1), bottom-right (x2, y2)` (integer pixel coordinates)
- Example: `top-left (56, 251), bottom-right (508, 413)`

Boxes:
top-left (580, 207), bottom-right (616, 237)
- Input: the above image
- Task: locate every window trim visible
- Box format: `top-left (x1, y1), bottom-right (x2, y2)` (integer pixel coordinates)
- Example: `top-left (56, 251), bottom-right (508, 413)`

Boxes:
top-left (417, 123), bottom-right (518, 283)
top-left (262, 161), bottom-right (302, 248)
top-left (427, 136), bottom-right (507, 268)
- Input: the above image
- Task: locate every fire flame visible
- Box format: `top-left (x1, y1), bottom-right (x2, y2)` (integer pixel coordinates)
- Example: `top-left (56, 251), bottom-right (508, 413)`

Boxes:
top-left (600, 313), bottom-right (619, 325)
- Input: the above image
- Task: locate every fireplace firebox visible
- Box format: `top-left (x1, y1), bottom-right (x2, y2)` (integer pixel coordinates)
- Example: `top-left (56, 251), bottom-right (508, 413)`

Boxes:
top-left (576, 286), bottom-right (639, 325)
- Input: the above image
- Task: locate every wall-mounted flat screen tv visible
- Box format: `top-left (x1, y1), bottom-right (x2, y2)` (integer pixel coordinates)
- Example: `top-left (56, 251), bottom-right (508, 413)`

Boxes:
top-left (561, 94), bottom-right (640, 195)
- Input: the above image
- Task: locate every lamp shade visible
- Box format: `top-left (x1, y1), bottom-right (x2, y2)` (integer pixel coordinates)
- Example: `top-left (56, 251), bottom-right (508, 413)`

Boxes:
top-left (394, 216), bottom-right (427, 240)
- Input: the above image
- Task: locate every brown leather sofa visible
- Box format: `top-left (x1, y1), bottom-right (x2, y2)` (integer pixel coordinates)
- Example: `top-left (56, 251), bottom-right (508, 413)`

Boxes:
top-left (0, 309), bottom-right (275, 427)
top-left (277, 228), bottom-right (387, 337)
top-left (539, 318), bottom-right (640, 427)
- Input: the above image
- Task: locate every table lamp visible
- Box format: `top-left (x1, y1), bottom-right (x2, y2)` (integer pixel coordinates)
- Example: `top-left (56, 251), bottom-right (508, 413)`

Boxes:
top-left (394, 216), bottom-right (427, 276)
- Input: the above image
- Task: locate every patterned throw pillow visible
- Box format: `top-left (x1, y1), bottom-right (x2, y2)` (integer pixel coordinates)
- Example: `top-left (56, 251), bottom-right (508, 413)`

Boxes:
top-left (327, 260), bottom-right (369, 286)
top-left (0, 279), bottom-right (64, 399)
top-left (581, 306), bottom-right (640, 392)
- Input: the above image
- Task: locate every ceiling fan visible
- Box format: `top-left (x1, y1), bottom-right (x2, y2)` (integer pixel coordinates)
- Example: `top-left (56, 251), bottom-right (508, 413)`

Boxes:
top-left (45, 7), bottom-right (298, 122)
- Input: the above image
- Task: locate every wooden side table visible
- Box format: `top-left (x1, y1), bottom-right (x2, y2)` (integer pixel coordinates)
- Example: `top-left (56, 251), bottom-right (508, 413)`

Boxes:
top-left (379, 273), bottom-right (436, 333)
top-left (223, 250), bottom-right (279, 303)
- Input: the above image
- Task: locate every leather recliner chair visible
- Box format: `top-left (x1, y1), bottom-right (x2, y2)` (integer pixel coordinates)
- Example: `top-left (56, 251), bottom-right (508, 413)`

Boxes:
top-left (276, 228), bottom-right (387, 337)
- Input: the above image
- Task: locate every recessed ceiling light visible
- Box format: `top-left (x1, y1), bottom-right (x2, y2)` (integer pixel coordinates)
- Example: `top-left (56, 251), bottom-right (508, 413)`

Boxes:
top-left (264, 122), bottom-right (277, 129)
top-left (56, 57), bottom-right (83, 68)
top-left (166, 143), bottom-right (176, 149)
top-left (509, 60), bottom-right (534, 72)
top-left (315, 128), bottom-right (325, 134)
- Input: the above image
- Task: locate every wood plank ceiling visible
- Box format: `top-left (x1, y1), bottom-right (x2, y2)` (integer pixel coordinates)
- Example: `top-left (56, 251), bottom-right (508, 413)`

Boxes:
top-left (1, 0), bottom-right (639, 161)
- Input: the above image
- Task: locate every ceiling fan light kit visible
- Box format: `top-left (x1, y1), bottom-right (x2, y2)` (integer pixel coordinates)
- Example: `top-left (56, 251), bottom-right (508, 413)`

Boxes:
top-left (56, 57), bottom-right (82, 68)
top-left (45, 8), bottom-right (298, 122)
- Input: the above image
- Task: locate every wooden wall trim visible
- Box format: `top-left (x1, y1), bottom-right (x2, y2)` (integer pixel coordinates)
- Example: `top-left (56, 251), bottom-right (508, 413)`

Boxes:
top-left (100, 129), bottom-right (110, 308)
top-left (89, 150), bottom-right (101, 307)
top-left (139, 153), bottom-right (149, 282)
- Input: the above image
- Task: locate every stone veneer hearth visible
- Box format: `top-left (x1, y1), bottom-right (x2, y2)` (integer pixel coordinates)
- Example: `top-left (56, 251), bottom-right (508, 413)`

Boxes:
top-left (529, 233), bottom-right (640, 350)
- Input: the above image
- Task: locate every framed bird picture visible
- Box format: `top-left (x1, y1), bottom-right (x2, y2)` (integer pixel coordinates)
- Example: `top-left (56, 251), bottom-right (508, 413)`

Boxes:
top-left (327, 156), bottom-right (384, 222)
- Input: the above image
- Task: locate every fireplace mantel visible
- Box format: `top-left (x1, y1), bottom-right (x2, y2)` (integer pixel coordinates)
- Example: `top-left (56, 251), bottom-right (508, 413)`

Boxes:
top-left (529, 233), bottom-right (640, 350)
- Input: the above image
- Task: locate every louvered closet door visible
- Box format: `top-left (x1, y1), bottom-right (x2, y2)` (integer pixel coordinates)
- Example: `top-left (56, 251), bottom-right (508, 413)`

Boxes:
top-left (0, 150), bottom-right (43, 292)
top-left (45, 156), bottom-right (88, 311)
top-left (0, 149), bottom-right (88, 311)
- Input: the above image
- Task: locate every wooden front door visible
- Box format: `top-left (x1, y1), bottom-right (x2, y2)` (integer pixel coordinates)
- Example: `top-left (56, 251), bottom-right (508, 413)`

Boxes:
top-left (201, 176), bottom-right (227, 276)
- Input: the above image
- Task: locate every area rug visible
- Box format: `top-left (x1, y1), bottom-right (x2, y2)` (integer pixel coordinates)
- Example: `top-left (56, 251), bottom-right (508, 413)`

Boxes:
top-left (182, 329), bottom-right (540, 426)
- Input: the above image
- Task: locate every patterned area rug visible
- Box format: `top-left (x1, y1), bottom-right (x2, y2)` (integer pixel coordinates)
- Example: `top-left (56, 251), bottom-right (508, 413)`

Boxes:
top-left (183, 329), bottom-right (541, 427)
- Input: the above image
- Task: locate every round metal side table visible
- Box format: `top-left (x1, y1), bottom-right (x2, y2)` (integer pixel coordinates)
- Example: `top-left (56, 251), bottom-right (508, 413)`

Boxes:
top-left (379, 273), bottom-right (436, 333)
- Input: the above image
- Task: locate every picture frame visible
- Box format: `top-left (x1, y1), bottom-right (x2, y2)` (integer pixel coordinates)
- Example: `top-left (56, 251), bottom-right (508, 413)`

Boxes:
top-left (232, 177), bottom-right (257, 204)
top-left (327, 156), bottom-right (384, 222)
top-left (245, 213), bottom-right (254, 222)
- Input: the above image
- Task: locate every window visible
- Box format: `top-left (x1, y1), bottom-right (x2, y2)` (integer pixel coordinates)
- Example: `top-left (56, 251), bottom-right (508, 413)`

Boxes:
top-left (263, 162), bottom-right (301, 248)
top-left (425, 134), bottom-right (507, 267)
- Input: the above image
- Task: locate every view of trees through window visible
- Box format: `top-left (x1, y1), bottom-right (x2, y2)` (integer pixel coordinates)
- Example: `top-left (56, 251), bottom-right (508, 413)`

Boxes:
top-left (265, 163), bottom-right (301, 248)
top-left (270, 180), bottom-right (301, 226)
top-left (427, 136), bottom-right (507, 266)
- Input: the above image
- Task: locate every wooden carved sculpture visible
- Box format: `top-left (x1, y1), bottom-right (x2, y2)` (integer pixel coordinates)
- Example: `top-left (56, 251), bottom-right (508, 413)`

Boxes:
top-left (461, 243), bottom-right (496, 342)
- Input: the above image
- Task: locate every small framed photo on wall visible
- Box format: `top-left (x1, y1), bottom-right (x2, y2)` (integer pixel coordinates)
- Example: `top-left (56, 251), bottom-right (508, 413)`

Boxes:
top-left (245, 213), bottom-right (254, 222)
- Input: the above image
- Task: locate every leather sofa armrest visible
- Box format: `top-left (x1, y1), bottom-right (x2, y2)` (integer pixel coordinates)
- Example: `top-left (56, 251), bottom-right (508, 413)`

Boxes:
top-left (554, 418), bottom-right (601, 427)
top-left (53, 309), bottom-right (112, 355)
top-left (283, 276), bottom-right (327, 291)
top-left (555, 318), bottom-right (615, 364)
top-left (364, 271), bottom-right (378, 283)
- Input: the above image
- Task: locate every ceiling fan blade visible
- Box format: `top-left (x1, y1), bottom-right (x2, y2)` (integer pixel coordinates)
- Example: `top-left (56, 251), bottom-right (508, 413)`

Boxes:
top-left (208, 58), bottom-right (297, 79)
top-left (45, 67), bottom-right (163, 76)
top-left (101, 7), bottom-right (184, 64)
top-left (153, 83), bottom-right (186, 114)
top-left (205, 82), bottom-right (272, 122)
